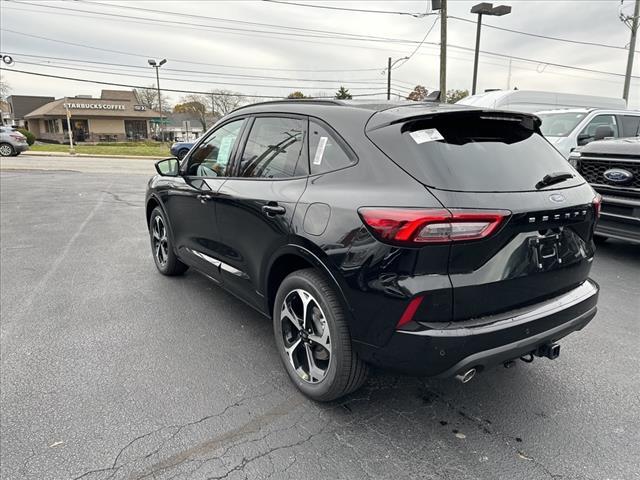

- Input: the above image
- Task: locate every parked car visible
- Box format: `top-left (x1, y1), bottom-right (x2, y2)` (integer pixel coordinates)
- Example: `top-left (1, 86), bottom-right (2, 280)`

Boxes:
top-left (457, 89), bottom-right (626, 113)
top-left (538, 108), bottom-right (640, 158)
top-left (0, 126), bottom-right (29, 157)
top-left (569, 137), bottom-right (640, 244)
top-left (170, 141), bottom-right (195, 160)
top-left (146, 100), bottom-right (600, 401)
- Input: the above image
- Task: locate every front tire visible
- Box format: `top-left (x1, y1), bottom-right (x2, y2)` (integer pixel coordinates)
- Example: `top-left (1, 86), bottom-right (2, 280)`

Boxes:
top-left (149, 206), bottom-right (188, 276)
top-left (0, 143), bottom-right (15, 157)
top-left (176, 149), bottom-right (189, 160)
top-left (273, 268), bottom-right (369, 401)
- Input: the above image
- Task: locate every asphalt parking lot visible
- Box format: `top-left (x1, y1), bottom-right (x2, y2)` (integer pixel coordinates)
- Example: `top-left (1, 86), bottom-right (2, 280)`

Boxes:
top-left (1, 160), bottom-right (639, 480)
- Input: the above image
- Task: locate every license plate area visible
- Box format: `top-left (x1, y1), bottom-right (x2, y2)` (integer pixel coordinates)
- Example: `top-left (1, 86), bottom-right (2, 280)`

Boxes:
top-left (530, 234), bottom-right (562, 271)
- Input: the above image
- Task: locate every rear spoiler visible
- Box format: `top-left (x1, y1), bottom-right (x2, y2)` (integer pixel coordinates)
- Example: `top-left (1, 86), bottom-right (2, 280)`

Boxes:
top-left (367, 108), bottom-right (541, 132)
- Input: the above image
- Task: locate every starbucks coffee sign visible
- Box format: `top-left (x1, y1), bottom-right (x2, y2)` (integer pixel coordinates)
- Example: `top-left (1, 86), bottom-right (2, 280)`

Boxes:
top-left (63, 103), bottom-right (126, 110)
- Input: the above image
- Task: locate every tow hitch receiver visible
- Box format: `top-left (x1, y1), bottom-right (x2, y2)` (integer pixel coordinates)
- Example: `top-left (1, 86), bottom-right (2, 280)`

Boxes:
top-left (536, 343), bottom-right (561, 360)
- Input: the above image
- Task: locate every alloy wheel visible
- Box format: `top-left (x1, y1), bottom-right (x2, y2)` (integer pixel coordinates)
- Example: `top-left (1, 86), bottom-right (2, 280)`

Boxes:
top-left (280, 288), bottom-right (331, 384)
top-left (0, 144), bottom-right (13, 157)
top-left (151, 215), bottom-right (169, 267)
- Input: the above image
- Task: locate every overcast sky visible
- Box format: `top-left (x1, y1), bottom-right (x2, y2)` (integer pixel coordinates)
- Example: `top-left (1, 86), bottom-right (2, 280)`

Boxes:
top-left (1, 0), bottom-right (638, 108)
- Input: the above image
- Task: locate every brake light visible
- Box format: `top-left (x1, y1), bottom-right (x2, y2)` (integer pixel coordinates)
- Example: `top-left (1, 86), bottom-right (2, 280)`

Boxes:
top-left (9, 134), bottom-right (24, 142)
top-left (358, 208), bottom-right (510, 245)
top-left (592, 194), bottom-right (602, 219)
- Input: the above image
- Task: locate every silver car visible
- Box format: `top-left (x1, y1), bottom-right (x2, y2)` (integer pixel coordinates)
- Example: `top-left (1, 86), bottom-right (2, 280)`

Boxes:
top-left (0, 126), bottom-right (29, 157)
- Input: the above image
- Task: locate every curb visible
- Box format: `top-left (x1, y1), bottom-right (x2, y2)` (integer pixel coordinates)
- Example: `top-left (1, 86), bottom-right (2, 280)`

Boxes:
top-left (22, 151), bottom-right (165, 160)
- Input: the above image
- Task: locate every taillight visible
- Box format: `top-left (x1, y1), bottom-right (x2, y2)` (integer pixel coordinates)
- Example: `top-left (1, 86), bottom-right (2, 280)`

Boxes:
top-left (358, 208), bottom-right (510, 245)
top-left (9, 134), bottom-right (24, 141)
top-left (592, 194), bottom-right (602, 219)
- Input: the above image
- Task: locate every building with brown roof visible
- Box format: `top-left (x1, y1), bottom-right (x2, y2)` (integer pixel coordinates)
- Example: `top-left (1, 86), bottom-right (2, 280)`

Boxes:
top-left (24, 90), bottom-right (161, 143)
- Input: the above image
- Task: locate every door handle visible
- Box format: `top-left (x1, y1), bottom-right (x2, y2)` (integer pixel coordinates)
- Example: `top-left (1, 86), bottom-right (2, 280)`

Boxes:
top-left (197, 193), bottom-right (215, 203)
top-left (262, 204), bottom-right (286, 216)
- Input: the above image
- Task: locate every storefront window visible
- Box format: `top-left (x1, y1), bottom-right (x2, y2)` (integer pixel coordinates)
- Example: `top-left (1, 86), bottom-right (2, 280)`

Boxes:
top-left (125, 120), bottom-right (148, 140)
top-left (45, 119), bottom-right (60, 133)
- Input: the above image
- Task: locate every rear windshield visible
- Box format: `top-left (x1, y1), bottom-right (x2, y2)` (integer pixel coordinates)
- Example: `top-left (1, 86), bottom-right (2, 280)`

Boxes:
top-left (367, 112), bottom-right (583, 192)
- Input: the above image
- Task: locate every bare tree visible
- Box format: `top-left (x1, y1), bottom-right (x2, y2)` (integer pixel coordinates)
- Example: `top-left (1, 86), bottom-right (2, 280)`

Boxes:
top-left (134, 85), bottom-right (169, 112)
top-left (208, 89), bottom-right (244, 116)
top-left (0, 74), bottom-right (11, 101)
top-left (174, 94), bottom-right (210, 130)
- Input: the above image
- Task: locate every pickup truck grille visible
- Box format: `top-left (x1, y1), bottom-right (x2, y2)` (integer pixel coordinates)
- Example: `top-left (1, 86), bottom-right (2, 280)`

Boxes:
top-left (578, 158), bottom-right (640, 189)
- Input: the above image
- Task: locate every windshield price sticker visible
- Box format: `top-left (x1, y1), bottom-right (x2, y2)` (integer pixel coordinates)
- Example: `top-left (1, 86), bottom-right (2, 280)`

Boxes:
top-left (409, 129), bottom-right (444, 144)
top-left (313, 136), bottom-right (328, 165)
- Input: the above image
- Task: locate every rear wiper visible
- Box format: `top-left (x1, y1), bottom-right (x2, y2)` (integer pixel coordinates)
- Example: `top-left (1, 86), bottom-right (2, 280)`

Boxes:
top-left (535, 172), bottom-right (573, 190)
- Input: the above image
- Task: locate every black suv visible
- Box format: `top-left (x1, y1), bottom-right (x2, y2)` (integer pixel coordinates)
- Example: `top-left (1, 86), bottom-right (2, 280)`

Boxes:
top-left (146, 100), bottom-right (600, 401)
top-left (570, 137), bottom-right (640, 244)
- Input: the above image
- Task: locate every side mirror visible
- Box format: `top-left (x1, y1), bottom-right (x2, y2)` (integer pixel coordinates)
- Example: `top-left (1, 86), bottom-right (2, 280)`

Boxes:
top-left (594, 125), bottom-right (614, 141)
top-left (155, 158), bottom-right (180, 176)
top-left (577, 133), bottom-right (591, 146)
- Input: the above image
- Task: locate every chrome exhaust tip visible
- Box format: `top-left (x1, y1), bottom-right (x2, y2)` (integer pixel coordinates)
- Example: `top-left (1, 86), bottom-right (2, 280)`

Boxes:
top-left (455, 368), bottom-right (476, 383)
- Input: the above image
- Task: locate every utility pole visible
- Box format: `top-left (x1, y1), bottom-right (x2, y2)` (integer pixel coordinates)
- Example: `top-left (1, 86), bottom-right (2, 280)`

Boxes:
top-left (439, 0), bottom-right (447, 102)
top-left (622, 0), bottom-right (639, 104)
top-left (387, 57), bottom-right (392, 100)
top-left (148, 58), bottom-right (167, 142)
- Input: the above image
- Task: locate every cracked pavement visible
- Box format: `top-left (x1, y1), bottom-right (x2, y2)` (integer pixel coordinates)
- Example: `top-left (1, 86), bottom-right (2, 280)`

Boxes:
top-left (1, 168), bottom-right (639, 480)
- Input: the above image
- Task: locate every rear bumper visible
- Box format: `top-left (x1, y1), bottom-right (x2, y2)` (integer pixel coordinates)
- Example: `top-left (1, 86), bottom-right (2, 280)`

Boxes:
top-left (360, 279), bottom-right (599, 377)
top-left (13, 143), bottom-right (29, 153)
top-left (595, 194), bottom-right (640, 244)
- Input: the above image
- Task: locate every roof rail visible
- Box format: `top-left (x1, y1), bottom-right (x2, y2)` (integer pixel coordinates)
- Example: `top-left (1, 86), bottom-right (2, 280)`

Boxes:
top-left (232, 98), bottom-right (344, 113)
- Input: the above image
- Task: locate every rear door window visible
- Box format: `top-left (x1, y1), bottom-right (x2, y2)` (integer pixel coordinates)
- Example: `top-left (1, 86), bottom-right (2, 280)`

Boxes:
top-left (620, 115), bottom-right (640, 137)
top-left (238, 117), bottom-right (308, 178)
top-left (366, 111), bottom-right (583, 192)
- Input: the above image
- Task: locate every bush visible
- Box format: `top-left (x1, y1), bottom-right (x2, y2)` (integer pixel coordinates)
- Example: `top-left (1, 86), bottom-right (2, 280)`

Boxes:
top-left (17, 128), bottom-right (36, 146)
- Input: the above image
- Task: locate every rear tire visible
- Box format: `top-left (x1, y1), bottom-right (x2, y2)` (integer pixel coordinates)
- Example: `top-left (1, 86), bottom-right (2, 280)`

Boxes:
top-left (0, 143), bottom-right (15, 157)
top-left (149, 206), bottom-right (188, 276)
top-left (176, 149), bottom-right (189, 160)
top-left (273, 268), bottom-right (369, 401)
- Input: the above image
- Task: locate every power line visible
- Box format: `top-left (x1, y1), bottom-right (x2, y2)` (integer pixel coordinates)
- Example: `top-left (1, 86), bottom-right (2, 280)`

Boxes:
top-left (261, 0), bottom-right (431, 17)
top-left (8, 1), bottom-right (414, 45)
top-left (393, 15), bottom-right (440, 70)
top-left (0, 68), bottom-right (392, 98)
top-left (3, 12), bottom-right (637, 82)
top-left (75, 0), bottom-right (414, 41)
top-left (4, 53), bottom-right (388, 85)
top-left (9, 60), bottom-right (389, 91)
top-left (448, 15), bottom-right (637, 52)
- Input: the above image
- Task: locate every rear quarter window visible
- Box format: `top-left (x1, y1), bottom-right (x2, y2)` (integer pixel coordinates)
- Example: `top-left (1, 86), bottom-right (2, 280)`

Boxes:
top-left (367, 112), bottom-right (583, 192)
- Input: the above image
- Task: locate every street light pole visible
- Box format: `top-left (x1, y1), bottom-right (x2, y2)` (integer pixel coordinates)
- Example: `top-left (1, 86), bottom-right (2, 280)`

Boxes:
top-left (472, 13), bottom-right (483, 95)
top-left (470, 3), bottom-right (511, 95)
top-left (384, 56), bottom-right (409, 100)
top-left (148, 58), bottom-right (167, 142)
